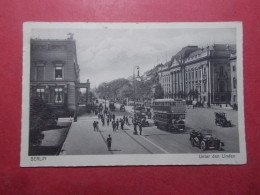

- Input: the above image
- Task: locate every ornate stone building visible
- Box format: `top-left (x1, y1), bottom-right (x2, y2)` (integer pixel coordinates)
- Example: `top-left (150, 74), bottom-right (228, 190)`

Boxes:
top-left (159, 44), bottom-right (236, 105)
top-left (30, 36), bottom-right (80, 110)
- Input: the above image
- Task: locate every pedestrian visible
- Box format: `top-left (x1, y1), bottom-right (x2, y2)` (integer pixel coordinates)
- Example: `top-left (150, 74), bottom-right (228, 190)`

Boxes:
top-left (120, 120), bottom-right (124, 130)
top-left (93, 121), bottom-right (96, 131)
top-left (110, 114), bottom-right (112, 121)
top-left (139, 124), bottom-right (142, 135)
top-left (134, 122), bottom-right (138, 135)
top-left (107, 117), bottom-right (110, 126)
top-left (116, 119), bottom-right (119, 130)
top-left (112, 121), bottom-right (116, 132)
top-left (106, 134), bottom-right (112, 151)
top-left (112, 114), bottom-right (115, 121)
top-left (96, 122), bottom-right (99, 131)
top-left (123, 115), bottom-right (126, 122)
top-left (102, 118), bottom-right (105, 126)
top-left (148, 112), bottom-right (151, 119)
top-left (125, 116), bottom-right (129, 125)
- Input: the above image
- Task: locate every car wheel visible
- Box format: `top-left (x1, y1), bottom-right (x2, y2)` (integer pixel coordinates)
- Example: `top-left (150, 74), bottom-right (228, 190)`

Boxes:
top-left (218, 143), bottom-right (222, 151)
top-left (191, 139), bottom-right (195, 147)
top-left (201, 141), bottom-right (206, 151)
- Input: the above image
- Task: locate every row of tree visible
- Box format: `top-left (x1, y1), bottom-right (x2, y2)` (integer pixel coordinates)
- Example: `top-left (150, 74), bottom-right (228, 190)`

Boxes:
top-left (95, 76), bottom-right (165, 101)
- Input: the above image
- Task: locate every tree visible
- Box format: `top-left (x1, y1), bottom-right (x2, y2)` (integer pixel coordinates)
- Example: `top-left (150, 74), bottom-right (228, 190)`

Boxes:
top-left (96, 78), bottom-right (131, 100)
top-left (154, 84), bottom-right (164, 99)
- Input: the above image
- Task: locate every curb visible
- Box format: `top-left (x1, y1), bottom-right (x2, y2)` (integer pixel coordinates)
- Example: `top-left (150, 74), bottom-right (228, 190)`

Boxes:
top-left (57, 121), bottom-right (73, 155)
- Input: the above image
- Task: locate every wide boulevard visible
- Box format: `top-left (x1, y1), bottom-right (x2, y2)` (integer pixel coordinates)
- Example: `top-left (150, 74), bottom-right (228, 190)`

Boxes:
top-left (60, 100), bottom-right (239, 155)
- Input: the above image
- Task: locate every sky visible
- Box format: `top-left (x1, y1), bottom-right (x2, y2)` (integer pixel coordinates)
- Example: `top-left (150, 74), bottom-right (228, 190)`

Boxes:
top-left (31, 27), bottom-right (236, 88)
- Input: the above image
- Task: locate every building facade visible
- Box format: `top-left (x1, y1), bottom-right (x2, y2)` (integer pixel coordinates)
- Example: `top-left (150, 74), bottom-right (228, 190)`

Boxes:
top-left (30, 37), bottom-right (80, 111)
top-left (159, 44), bottom-right (236, 105)
top-left (230, 51), bottom-right (237, 107)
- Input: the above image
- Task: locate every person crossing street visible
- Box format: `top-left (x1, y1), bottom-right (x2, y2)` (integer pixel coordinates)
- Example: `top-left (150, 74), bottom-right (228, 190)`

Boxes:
top-left (106, 134), bottom-right (112, 151)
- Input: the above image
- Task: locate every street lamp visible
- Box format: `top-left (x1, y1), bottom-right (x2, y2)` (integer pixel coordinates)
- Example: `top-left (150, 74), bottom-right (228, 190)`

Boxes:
top-left (133, 65), bottom-right (141, 132)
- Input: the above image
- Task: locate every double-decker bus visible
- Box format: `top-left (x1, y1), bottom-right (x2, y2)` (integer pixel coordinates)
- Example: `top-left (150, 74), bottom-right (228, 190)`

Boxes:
top-left (152, 99), bottom-right (186, 131)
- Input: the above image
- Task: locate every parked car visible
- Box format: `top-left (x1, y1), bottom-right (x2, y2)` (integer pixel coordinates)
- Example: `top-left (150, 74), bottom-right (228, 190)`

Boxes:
top-left (189, 129), bottom-right (224, 151)
top-left (215, 112), bottom-right (232, 127)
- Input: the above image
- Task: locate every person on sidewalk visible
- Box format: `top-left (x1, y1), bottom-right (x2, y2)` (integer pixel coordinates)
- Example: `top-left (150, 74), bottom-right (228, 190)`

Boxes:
top-left (93, 121), bottom-right (96, 131)
top-left (101, 118), bottom-right (105, 126)
top-left (112, 121), bottom-right (115, 131)
top-left (112, 114), bottom-right (115, 121)
top-left (121, 120), bottom-right (125, 130)
top-left (125, 116), bottom-right (129, 125)
top-left (96, 122), bottom-right (99, 131)
top-left (106, 134), bottom-right (112, 151)
top-left (116, 119), bottom-right (119, 130)
top-left (107, 117), bottom-right (110, 126)
top-left (134, 122), bottom-right (138, 135)
top-left (123, 115), bottom-right (126, 122)
top-left (139, 124), bottom-right (142, 135)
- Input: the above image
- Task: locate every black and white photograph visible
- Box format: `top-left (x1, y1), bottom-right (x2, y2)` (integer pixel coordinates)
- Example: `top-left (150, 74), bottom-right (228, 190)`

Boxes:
top-left (21, 22), bottom-right (246, 166)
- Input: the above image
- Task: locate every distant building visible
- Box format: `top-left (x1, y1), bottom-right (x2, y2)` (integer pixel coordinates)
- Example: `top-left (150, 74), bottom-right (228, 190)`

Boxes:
top-left (230, 51), bottom-right (237, 106)
top-left (30, 37), bottom-right (80, 110)
top-left (158, 44), bottom-right (236, 105)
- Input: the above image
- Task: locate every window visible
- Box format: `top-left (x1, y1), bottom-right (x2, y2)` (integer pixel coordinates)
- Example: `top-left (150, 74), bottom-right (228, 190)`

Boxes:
top-left (195, 70), bottom-right (197, 79)
top-left (204, 67), bottom-right (206, 74)
top-left (36, 66), bottom-right (44, 81)
top-left (204, 82), bottom-right (207, 92)
top-left (36, 88), bottom-right (45, 100)
top-left (233, 77), bottom-right (237, 89)
top-left (55, 67), bottom-right (63, 80)
top-left (219, 81), bottom-right (225, 92)
top-left (220, 66), bottom-right (224, 77)
top-left (55, 88), bottom-right (63, 103)
top-left (233, 65), bottom-right (236, 71)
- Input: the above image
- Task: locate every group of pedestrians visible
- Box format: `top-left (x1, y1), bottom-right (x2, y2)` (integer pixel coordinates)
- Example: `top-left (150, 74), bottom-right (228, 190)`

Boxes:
top-left (93, 103), bottom-right (146, 151)
top-left (133, 122), bottom-right (143, 135)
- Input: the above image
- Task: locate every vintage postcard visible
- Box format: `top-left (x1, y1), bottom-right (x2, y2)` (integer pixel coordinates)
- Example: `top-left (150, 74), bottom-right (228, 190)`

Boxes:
top-left (21, 22), bottom-right (246, 166)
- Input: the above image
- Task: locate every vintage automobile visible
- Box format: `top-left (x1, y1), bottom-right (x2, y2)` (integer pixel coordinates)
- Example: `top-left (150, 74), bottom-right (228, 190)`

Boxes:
top-left (189, 129), bottom-right (224, 151)
top-left (120, 104), bottom-right (125, 111)
top-left (215, 112), bottom-right (232, 127)
top-left (131, 116), bottom-right (149, 127)
top-left (109, 102), bottom-right (116, 111)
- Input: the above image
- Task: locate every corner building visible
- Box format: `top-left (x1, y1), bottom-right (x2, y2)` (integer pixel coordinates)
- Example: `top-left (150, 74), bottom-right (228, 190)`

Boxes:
top-left (30, 38), bottom-right (80, 111)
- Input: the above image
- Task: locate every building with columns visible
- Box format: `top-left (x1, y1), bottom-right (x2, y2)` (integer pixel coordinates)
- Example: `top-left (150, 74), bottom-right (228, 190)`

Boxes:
top-left (30, 36), bottom-right (80, 111)
top-left (159, 44), bottom-right (236, 105)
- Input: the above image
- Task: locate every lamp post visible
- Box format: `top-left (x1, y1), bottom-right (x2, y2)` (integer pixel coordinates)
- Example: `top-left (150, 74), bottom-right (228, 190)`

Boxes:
top-left (133, 66), bottom-right (141, 134)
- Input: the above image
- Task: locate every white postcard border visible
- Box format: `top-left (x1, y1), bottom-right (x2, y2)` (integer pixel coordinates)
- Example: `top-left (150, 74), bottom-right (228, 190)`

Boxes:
top-left (21, 22), bottom-right (246, 167)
